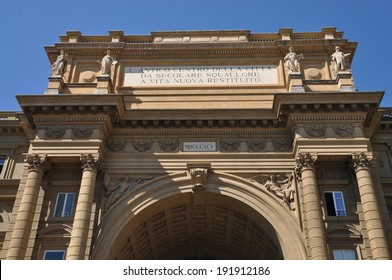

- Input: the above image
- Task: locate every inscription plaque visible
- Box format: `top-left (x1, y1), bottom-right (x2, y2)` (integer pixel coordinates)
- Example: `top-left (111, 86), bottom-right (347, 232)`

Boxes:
top-left (183, 142), bottom-right (216, 152)
top-left (123, 65), bottom-right (278, 87)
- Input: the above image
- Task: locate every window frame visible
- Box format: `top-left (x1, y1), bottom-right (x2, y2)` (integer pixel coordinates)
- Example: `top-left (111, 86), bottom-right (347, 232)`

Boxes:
top-left (0, 155), bottom-right (6, 178)
top-left (53, 192), bottom-right (76, 218)
top-left (324, 191), bottom-right (347, 217)
top-left (43, 250), bottom-right (66, 260)
top-left (332, 249), bottom-right (356, 260)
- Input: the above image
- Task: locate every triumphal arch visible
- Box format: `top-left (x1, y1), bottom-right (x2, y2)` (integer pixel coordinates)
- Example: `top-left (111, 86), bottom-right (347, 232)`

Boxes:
top-left (1, 28), bottom-right (392, 260)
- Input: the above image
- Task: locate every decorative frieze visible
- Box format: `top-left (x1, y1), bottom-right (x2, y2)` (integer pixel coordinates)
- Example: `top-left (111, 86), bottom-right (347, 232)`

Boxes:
top-left (105, 137), bottom-right (296, 153)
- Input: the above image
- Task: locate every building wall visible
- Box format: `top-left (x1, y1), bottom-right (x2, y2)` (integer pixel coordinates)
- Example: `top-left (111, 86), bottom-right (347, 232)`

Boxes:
top-left (0, 28), bottom-right (391, 260)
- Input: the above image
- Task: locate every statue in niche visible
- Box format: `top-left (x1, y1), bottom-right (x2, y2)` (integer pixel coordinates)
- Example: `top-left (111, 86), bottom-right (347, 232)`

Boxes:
top-left (284, 47), bottom-right (303, 73)
top-left (331, 46), bottom-right (351, 72)
top-left (250, 173), bottom-right (295, 210)
top-left (103, 176), bottom-right (153, 213)
top-left (51, 50), bottom-right (67, 76)
top-left (99, 50), bottom-right (117, 75)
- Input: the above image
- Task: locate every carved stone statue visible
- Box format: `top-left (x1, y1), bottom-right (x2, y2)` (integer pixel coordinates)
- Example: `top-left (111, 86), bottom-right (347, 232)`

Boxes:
top-left (99, 50), bottom-right (117, 75)
top-left (250, 173), bottom-right (295, 210)
top-left (331, 46), bottom-right (351, 72)
top-left (284, 47), bottom-right (303, 73)
top-left (51, 50), bottom-right (67, 76)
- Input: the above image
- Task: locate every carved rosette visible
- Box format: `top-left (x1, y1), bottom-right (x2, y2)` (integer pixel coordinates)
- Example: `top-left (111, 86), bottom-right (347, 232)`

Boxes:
top-left (73, 126), bottom-right (93, 139)
top-left (272, 138), bottom-right (292, 152)
top-left (220, 139), bottom-right (240, 152)
top-left (107, 139), bottom-right (126, 152)
top-left (159, 139), bottom-right (179, 152)
top-left (295, 152), bottom-right (317, 175)
top-left (80, 153), bottom-right (102, 172)
top-left (246, 139), bottom-right (266, 152)
top-left (25, 154), bottom-right (51, 173)
top-left (190, 167), bottom-right (209, 191)
top-left (305, 125), bottom-right (326, 137)
top-left (352, 152), bottom-right (373, 171)
top-left (133, 139), bottom-right (152, 152)
top-left (46, 126), bottom-right (66, 139)
top-left (333, 124), bottom-right (354, 137)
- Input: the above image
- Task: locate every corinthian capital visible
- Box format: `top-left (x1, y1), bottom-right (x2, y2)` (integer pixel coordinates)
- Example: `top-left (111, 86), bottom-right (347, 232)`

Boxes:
top-left (80, 153), bottom-right (102, 171)
top-left (352, 152), bottom-right (372, 170)
top-left (295, 152), bottom-right (317, 174)
top-left (25, 154), bottom-right (50, 172)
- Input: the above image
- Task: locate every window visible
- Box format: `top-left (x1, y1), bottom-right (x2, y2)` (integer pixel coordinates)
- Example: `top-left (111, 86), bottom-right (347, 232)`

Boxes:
top-left (0, 156), bottom-right (6, 176)
top-left (54, 192), bottom-right (75, 217)
top-left (333, 249), bottom-right (356, 260)
top-left (325, 191), bottom-right (347, 216)
top-left (43, 250), bottom-right (65, 260)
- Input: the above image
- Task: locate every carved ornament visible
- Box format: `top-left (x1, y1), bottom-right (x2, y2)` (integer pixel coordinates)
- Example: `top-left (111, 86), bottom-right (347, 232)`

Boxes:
top-left (246, 139), bottom-right (266, 152)
top-left (46, 126), bottom-right (66, 139)
top-left (133, 139), bottom-right (152, 152)
top-left (333, 124), bottom-right (354, 137)
top-left (305, 125), bottom-right (326, 137)
top-left (249, 173), bottom-right (295, 210)
top-left (352, 152), bottom-right (373, 170)
top-left (73, 126), bottom-right (93, 139)
top-left (220, 139), bottom-right (240, 152)
top-left (107, 139), bottom-right (126, 152)
top-left (188, 163), bottom-right (211, 192)
top-left (80, 153), bottom-right (102, 171)
top-left (295, 152), bottom-right (317, 175)
top-left (159, 139), bottom-right (179, 152)
top-left (25, 154), bottom-right (51, 173)
top-left (103, 176), bottom-right (154, 213)
top-left (272, 138), bottom-right (292, 152)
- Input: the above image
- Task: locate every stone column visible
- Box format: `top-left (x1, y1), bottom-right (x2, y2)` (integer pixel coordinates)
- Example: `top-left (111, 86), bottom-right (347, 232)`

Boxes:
top-left (352, 152), bottom-right (390, 259)
top-left (66, 153), bottom-right (101, 260)
top-left (296, 152), bottom-right (328, 260)
top-left (6, 154), bottom-right (50, 260)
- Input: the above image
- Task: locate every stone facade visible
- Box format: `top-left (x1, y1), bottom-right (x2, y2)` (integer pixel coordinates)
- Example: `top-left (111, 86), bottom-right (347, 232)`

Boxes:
top-left (0, 28), bottom-right (392, 260)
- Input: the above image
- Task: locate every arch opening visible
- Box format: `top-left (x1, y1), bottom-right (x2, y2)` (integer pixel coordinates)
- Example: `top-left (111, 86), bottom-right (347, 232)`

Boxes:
top-left (108, 192), bottom-right (283, 260)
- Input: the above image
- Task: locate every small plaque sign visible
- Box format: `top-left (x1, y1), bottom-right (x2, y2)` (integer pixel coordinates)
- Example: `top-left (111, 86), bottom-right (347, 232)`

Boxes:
top-left (183, 142), bottom-right (216, 152)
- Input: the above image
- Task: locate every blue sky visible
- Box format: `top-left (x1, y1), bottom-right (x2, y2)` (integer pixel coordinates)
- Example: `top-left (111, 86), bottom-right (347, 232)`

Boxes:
top-left (1, 0), bottom-right (391, 111)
